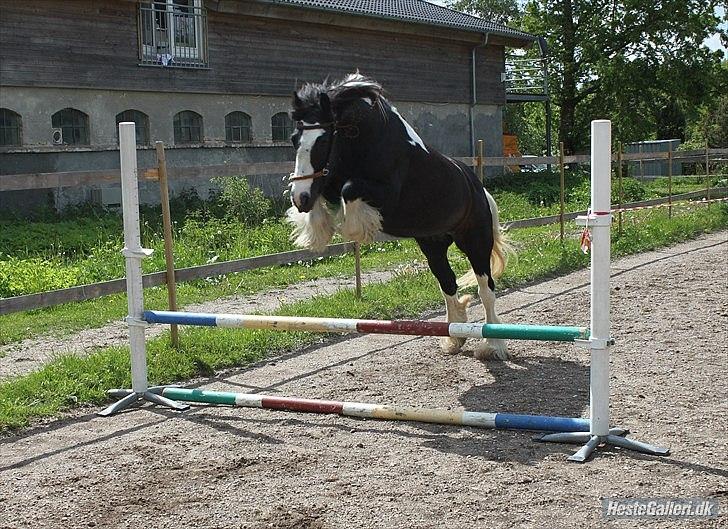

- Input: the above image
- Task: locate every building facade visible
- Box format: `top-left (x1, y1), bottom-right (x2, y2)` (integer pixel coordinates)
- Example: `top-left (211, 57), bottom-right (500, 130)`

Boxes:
top-left (0, 0), bottom-right (536, 213)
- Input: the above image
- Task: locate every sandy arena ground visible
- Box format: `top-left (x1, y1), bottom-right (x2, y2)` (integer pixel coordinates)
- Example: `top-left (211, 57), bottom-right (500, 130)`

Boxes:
top-left (1, 232), bottom-right (726, 528)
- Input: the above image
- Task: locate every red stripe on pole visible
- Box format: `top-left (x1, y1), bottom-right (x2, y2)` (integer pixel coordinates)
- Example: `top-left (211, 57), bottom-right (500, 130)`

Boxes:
top-left (356, 320), bottom-right (451, 336)
top-left (261, 396), bottom-right (344, 414)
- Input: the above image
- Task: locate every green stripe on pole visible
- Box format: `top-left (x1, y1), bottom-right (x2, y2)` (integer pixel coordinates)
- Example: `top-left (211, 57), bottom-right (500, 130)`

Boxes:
top-left (481, 324), bottom-right (589, 341)
top-left (163, 387), bottom-right (238, 405)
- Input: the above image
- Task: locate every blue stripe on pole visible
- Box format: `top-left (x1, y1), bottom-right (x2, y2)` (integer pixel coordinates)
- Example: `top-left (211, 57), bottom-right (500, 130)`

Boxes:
top-left (143, 310), bottom-right (218, 327)
top-left (494, 413), bottom-right (590, 432)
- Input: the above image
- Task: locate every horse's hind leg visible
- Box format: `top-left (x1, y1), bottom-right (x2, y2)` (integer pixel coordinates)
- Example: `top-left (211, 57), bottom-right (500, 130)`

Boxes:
top-left (415, 236), bottom-right (471, 355)
top-left (454, 230), bottom-right (510, 361)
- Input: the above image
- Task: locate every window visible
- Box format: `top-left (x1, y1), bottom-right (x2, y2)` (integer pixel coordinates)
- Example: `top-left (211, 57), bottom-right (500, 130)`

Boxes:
top-left (139, 1), bottom-right (208, 68)
top-left (271, 112), bottom-right (294, 142)
top-left (173, 110), bottom-right (203, 144)
top-left (116, 110), bottom-right (150, 146)
top-left (225, 112), bottom-right (252, 143)
top-left (51, 108), bottom-right (90, 145)
top-left (0, 108), bottom-right (22, 146)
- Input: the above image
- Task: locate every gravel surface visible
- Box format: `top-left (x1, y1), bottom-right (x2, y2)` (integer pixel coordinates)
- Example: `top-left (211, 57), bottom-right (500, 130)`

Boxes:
top-left (1, 232), bottom-right (726, 528)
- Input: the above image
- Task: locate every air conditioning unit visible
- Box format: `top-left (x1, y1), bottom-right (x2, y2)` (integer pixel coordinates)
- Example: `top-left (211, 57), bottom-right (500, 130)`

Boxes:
top-left (51, 128), bottom-right (63, 145)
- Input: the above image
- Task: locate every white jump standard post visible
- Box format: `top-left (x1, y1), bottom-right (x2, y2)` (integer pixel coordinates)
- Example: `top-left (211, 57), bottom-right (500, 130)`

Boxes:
top-left (535, 120), bottom-right (669, 461)
top-left (97, 123), bottom-right (189, 416)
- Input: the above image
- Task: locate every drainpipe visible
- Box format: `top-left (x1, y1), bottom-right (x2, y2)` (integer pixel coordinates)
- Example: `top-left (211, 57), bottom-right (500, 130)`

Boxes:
top-left (470, 33), bottom-right (489, 159)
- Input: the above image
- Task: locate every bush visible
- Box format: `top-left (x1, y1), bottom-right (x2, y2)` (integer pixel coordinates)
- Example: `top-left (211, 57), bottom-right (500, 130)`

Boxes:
top-left (211, 176), bottom-right (272, 226)
top-left (0, 257), bottom-right (84, 297)
top-left (618, 178), bottom-right (647, 203)
top-left (525, 181), bottom-right (560, 206)
top-left (567, 177), bottom-right (646, 208)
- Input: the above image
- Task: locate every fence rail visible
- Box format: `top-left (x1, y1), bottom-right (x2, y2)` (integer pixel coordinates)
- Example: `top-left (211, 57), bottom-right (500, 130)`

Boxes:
top-left (2, 188), bottom-right (726, 316)
top-left (0, 243), bottom-right (356, 315)
top-left (2, 149), bottom-right (725, 192)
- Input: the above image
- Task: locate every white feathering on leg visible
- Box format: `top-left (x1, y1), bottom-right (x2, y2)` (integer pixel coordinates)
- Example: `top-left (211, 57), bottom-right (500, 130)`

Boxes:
top-left (440, 292), bottom-right (471, 355)
top-left (340, 198), bottom-right (383, 244)
top-left (286, 197), bottom-right (336, 252)
top-left (474, 274), bottom-right (509, 361)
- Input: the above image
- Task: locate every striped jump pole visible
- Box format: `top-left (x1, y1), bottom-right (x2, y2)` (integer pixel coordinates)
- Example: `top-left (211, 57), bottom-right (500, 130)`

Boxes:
top-left (142, 310), bottom-right (590, 342)
top-left (133, 387), bottom-right (594, 433)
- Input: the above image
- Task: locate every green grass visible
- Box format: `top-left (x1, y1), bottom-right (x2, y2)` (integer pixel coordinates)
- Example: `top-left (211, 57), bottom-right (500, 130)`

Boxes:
top-left (0, 240), bottom-right (421, 346)
top-left (1, 204), bottom-right (726, 430)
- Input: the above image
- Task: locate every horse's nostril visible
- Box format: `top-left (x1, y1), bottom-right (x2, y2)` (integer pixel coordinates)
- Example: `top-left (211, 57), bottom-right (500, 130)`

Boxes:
top-left (299, 192), bottom-right (311, 209)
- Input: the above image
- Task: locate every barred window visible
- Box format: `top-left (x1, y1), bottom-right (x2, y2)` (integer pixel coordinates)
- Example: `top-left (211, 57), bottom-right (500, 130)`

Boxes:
top-left (174, 110), bottom-right (203, 144)
top-left (225, 112), bottom-right (252, 143)
top-left (0, 108), bottom-right (22, 146)
top-left (116, 110), bottom-right (150, 146)
top-left (271, 112), bottom-right (294, 142)
top-left (139, 1), bottom-right (208, 68)
top-left (51, 108), bottom-right (90, 145)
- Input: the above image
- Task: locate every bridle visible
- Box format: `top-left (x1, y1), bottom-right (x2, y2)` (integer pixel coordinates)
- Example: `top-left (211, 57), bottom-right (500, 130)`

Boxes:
top-left (288, 100), bottom-right (373, 182)
top-left (288, 120), bottom-right (334, 182)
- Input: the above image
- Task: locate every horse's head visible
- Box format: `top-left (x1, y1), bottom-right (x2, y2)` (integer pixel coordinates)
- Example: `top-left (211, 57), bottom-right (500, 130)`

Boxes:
top-left (289, 83), bottom-right (334, 213)
top-left (289, 73), bottom-right (385, 213)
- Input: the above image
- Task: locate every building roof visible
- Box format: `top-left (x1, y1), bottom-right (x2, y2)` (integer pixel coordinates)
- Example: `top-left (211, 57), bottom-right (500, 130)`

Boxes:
top-left (263, 0), bottom-right (536, 43)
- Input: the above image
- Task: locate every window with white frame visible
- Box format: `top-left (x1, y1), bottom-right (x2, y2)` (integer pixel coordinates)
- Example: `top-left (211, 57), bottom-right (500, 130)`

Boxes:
top-left (138, 1), bottom-right (208, 68)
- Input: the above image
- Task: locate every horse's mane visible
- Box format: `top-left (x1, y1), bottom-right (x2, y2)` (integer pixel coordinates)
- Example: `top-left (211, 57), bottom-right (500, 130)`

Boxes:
top-left (328, 72), bottom-right (383, 102)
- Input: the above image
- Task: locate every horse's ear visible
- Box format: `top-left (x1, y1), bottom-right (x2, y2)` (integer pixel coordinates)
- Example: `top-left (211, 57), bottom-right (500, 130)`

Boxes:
top-left (292, 91), bottom-right (304, 109)
top-left (319, 92), bottom-right (331, 116)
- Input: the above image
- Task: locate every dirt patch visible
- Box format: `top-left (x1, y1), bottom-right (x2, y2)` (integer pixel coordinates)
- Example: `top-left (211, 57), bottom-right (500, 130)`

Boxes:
top-left (0, 266), bottom-right (422, 380)
top-left (1, 232), bottom-right (726, 528)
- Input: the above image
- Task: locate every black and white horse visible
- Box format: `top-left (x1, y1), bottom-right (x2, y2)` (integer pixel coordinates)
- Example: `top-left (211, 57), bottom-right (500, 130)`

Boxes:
top-left (286, 73), bottom-right (511, 360)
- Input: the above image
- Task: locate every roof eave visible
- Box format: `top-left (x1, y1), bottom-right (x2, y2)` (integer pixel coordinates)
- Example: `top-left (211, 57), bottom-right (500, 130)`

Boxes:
top-left (249, 0), bottom-right (536, 48)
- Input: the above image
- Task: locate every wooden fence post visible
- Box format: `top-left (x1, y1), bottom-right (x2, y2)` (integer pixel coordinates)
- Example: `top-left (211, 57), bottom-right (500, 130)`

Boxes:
top-left (477, 139), bottom-right (485, 183)
top-left (617, 142), bottom-right (623, 236)
top-left (706, 142), bottom-right (711, 204)
top-left (667, 144), bottom-right (673, 219)
top-left (155, 142), bottom-right (179, 348)
top-left (559, 141), bottom-right (565, 243)
top-left (354, 242), bottom-right (362, 299)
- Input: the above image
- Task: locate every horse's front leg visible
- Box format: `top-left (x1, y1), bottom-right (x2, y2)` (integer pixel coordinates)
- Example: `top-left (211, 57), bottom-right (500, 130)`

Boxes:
top-left (454, 229), bottom-right (509, 361)
top-left (339, 179), bottom-right (388, 243)
top-left (416, 237), bottom-right (471, 355)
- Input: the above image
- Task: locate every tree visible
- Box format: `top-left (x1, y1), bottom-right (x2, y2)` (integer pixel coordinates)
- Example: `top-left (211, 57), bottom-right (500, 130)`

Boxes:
top-left (449, 0), bottom-right (522, 26)
top-left (521, 1), bottom-right (726, 152)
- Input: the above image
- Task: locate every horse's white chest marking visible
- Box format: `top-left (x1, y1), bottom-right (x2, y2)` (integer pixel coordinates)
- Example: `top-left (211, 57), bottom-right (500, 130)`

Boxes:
top-left (391, 106), bottom-right (428, 153)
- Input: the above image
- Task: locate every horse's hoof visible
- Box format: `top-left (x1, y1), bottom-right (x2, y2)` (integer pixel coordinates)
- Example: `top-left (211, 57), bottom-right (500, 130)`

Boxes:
top-left (440, 336), bottom-right (465, 355)
top-left (474, 339), bottom-right (510, 361)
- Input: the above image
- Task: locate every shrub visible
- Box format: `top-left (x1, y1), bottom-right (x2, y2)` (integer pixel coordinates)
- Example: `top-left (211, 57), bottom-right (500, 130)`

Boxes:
top-left (211, 176), bottom-right (271, 226)
top-left (0, 257), bottom-right (83, 297)
top-left (525, 181), bottom-right (560, 206)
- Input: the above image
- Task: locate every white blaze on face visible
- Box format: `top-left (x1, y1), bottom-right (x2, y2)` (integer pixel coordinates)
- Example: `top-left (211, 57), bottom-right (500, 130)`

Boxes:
top-left (390, 105), bottom-right (428, 153)
top-left (291, 123), bottom-right (325, 208)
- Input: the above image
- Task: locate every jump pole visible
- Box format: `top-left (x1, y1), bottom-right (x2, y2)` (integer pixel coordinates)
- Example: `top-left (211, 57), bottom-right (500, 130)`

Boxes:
top-left (101, 120), bottom-right (669, 462)
top-left (142, 310), bottom-right (590, 342)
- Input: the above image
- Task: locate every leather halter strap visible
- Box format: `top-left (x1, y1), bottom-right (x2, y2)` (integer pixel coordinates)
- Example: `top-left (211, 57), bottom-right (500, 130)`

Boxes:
top-left (296, 121), bottom-right (333, 131)
top-left (289, 121), bottom-right (334, 182)
top-left (289, 169), bottom-right (328, 182)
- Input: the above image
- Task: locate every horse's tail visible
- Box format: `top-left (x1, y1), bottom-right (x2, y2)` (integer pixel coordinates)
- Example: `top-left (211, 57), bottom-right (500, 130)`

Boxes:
top-left (457, 189), bottom-right (514, 289)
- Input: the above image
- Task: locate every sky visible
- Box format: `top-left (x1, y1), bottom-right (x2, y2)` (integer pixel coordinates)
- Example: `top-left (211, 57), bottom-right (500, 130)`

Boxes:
top-left (428, 1), bottom-right (726, 57)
